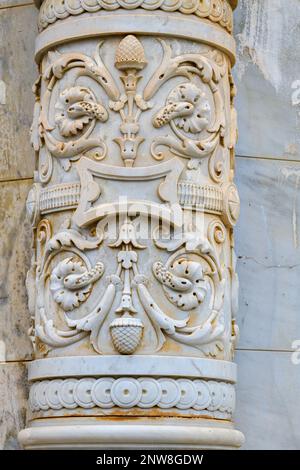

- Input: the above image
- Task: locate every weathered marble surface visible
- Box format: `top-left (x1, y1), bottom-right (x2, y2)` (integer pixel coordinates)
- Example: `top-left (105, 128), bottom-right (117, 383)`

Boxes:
top-left (0, 179), bottom-right (33, 362)
top-left (235, 156), bottom-right (300, 351)
top-left (0, 362), bottom-right (28, 450)
top-left (234, 0), bottom-right (300, 160)
top-left (0, 5), bottom-right (37, 181)
top-left (235, 350), bottom-right (300, 450)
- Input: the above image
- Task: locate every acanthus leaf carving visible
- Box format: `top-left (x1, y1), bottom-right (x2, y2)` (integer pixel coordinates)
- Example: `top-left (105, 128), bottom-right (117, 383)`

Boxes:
top-left (35, 314), bottom-right (88, 349)
top-left (44, 219), bottom-right (103, 260)
top-left (143, 40), bottom-right (226, 163)
top-left (37, 0), bottom-right (234, 34)
top-left (34, 218), bottom-right (105, 351)
top-left (66, 275), bottom-right (122, 354)
top-left (55, 86), bottom-right (108, 138)
top-left (33, 213), bottom-right (230, 358)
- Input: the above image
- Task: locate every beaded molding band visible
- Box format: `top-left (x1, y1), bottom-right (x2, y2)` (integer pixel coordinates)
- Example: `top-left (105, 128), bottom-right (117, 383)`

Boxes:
top-left (29, 377), bottom-right (235, 415)
top-left (38, 0), bottom-right (234, 33)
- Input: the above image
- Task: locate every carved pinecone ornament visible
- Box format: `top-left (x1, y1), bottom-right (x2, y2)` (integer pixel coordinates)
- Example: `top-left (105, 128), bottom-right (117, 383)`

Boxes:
top-left (110, 317), bottom-right (144, 354)
top-left (115, 35), bottom-right (147, 70)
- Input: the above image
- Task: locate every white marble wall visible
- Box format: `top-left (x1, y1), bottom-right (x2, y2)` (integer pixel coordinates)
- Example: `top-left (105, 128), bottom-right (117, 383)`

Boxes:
top-left (0, 0), bottom-right (299, 449)
top-left (234, 0), bottom-right (300, 161)
top-left (233, 0), bottom-right (300, 450)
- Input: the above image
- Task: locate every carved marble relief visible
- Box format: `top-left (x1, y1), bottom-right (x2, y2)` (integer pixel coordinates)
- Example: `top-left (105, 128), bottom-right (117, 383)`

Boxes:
top-left (37, 0), bottom-right (234, 33)
top-left (28, 33), bottom-right (239, 361)
top-left (20, 0), bottom-right (244, 449)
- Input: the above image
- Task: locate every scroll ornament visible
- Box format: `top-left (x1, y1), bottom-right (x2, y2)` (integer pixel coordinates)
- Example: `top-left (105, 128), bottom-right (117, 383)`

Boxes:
top-left (33, 215), bottom-right (227, 358)
top-left (37, 0), bottom-right (234, 34)
top-left (31, 35), bottom-right (228, 181)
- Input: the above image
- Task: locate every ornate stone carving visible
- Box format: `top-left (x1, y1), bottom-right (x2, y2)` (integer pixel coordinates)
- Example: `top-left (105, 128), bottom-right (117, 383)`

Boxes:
top-left (153, 83), bottom-right (211, 134)
top-left (110, 35), bottom-right (151, 166)
top-left (20, 0), bottom-right (244, 450)
top-left (178, 182), bottom-right (223, 213)
top-left (29, 180), bottom-right (234, 222)
top-left (110, 317), bottom-right (144, 354)
top-left (153, 258), bottom-right (208, 310)
top-left (221, 182), bottom-right (240, 227)
top-left (32, 35), bottom-right (230, 178)
top-left (55, 86), bottom-right (108, 138)
top-left (145, 42), bottom-right (227, 162)
top-left (33, 42), bottom-right (120, 180)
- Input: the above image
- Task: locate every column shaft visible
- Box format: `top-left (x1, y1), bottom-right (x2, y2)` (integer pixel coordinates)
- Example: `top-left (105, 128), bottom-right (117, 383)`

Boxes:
top-left (19, 0), bottom-right (244, 449)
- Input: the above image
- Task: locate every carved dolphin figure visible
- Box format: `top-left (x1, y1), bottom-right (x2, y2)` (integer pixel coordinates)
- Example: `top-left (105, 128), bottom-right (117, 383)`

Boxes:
top-left (67, 101), bottom-right (108, 122)
top-left (152, 82), bottom-right (211, 134)
top-left (55, 86), bottom-right (108, 137)
top-left (153, 101), bottom-right (194, 128)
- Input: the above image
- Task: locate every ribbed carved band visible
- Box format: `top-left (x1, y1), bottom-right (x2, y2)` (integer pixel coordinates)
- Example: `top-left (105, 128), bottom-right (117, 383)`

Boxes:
top-left (33, 181), bottom-right (225, 215)
top-left (40, 182), bottom-right (81, 214)
top-left (29, 377), bottom-right (235, 416)
top-left (178, 181), bottom-right (223, 213)
top-left (38, 0), bottom-right (233, 33)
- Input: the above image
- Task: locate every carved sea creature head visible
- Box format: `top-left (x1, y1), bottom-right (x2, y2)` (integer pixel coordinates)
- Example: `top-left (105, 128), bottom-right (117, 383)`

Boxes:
top-left (153, 83), bottom-right (211, 134)
top-left (55, 86), bottom-right (108, 137)
top-left (109, 219), bottom-right (146, 249)
top-left (110, 316), bottom-right (144, 354)
top-left (50, 257), bottom-right (92, 311)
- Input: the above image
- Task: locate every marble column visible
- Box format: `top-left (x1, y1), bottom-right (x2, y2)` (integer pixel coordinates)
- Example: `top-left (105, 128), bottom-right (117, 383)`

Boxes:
top-left (19, 0), bottom-right (244, 449)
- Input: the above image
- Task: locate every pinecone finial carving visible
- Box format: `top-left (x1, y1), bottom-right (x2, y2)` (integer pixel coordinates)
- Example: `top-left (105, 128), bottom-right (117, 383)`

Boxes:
top-left (115, 35), bottom-right (147, 70)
